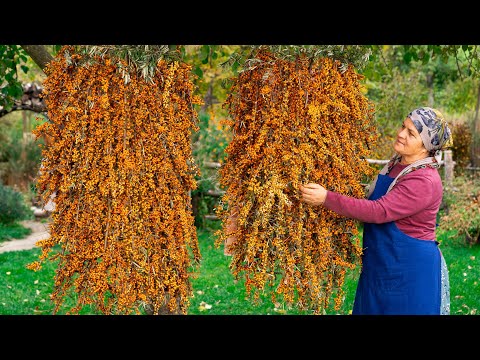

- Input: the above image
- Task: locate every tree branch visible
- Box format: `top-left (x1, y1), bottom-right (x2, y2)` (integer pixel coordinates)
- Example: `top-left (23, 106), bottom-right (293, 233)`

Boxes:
top-left (0, 82), bottom-right (46, 117)
top-left (20, 45), bottom-right (54, 73)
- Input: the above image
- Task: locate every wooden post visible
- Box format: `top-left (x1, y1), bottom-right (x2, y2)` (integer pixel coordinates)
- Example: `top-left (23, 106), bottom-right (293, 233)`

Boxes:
top-left (443, 150), bottom-right (454, 187)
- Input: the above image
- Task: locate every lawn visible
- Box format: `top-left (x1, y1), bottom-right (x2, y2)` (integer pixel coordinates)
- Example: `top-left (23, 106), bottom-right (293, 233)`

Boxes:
top-left (0, 222), bottom-right (478, 316)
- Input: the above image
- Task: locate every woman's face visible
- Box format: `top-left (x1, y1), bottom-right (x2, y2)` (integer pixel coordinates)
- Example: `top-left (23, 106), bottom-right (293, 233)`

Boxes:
top-left (393, 117), bottom-right (428, 160)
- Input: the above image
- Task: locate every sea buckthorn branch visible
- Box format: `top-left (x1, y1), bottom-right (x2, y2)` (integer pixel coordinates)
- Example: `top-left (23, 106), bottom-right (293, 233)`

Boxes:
top-left (215, 49), bottom-right (378, 314)
top-left (28, 46), bottom-right (203, 315)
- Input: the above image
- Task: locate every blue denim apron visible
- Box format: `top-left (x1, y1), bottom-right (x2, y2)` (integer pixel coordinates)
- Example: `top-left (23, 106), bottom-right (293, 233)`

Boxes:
top-left (352, 174), bottom-right (442, 315)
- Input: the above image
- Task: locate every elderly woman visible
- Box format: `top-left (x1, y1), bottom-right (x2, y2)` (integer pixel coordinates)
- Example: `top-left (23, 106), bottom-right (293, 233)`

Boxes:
top-left (300, 107), bottom-right (452, 315)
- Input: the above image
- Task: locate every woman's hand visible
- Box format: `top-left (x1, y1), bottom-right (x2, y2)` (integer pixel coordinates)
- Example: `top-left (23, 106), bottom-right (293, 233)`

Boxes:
top-left (299, 183), bottom-right (327, 206)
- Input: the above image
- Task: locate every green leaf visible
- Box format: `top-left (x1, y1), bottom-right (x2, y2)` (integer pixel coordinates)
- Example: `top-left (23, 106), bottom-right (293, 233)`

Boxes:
top-left (232, 60), bottom-right (239, 73)
top-left (432, 46), bottom-right (443, 55)
top-left (403, 52), bottom-right (412, 64)
top-left (200, 45), bottom-right (210, 63)
top-left (4, 58), bottom-right (14, 68)
top-left (193, 66), bottom-right (203, 79)
top-left (422, 53), bottom-right (430, 64)
top-left (4, 70), bottom-right (15, 82)
top-left (53, 45), bottom-right (63, 54)
top-left (9, 83), bottom-right (24, 98)
top-left (179, 46), bottom-right (186, 59)
top-left (20, 65), bottom-right (29, 74)
top-left (0, 101), bottom-right (12, 112)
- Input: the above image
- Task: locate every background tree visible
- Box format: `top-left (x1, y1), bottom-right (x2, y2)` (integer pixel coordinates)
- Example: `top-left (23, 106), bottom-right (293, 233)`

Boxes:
top-left (183, 45), bottom-right (238, 226)
top-left (0, 45), bottom-right (30, 114)
top-left (364, 45), bottom-right (480, 165)
top-left (0, 46), bottom-right (49, 193)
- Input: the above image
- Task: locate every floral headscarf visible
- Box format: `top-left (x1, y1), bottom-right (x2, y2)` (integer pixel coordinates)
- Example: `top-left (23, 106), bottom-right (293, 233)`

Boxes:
top-left (407, 107), bottom-right (453, 156)
top-left (366, 107), bottom-right (453, 198)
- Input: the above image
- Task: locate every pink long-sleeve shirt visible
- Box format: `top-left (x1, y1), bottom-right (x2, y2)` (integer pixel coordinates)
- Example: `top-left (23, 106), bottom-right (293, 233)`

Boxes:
top-left (323, 163), bottom-right (443, 240)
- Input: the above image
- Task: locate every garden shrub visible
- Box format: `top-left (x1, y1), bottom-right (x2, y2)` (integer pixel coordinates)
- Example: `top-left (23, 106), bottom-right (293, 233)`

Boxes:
top-left (450, 121), bottom-right (473, 173)
top-left (0, 182), bottom-right (31, 224)
top-left (440, 174), bottom-right (480, 246)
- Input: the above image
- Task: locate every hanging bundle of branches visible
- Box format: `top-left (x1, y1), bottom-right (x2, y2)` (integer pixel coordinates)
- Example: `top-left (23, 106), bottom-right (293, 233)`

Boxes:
top-left (28, 46), bottom-right (202, 315)
top-left (215, 47), bottom-right (378, 314)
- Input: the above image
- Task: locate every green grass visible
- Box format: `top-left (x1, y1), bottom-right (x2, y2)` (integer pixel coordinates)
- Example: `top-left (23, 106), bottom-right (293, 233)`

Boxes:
top-left (0, 222), bottom-right (32, 244)
top-left (187, 228), bottom-right (359, 315)
top-left (0, 222), bottom-right (478, 315)
top-left (439, 230), bottom-right (480, 315)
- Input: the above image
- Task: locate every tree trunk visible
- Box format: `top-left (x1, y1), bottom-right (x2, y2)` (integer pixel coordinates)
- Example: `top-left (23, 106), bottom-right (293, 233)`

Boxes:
top-left (443, 150), bottom-right (454, 188)
top-left (475, 82), bottom-right (480, 127)
top-left (21, 110), bottom-right (27, 162)
top-left (426, 72), bottom-right (435, 107)
top-left (473, 81), bottom-right (480, 167)
top-left (21, 45), bottom-right (53, 72)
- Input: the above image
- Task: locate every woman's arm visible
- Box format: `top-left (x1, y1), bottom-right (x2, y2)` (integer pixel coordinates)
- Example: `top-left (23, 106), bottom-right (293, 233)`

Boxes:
top-left (300, 172), bottom-right (435, 223)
